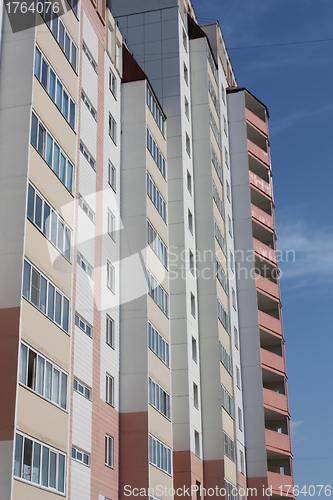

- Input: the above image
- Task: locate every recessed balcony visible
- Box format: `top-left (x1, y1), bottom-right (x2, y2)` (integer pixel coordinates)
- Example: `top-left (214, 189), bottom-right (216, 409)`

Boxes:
top-left (256, 273), bottom-right (279, 301)
top-left (252, 204), bottom-right (274, 232)
top-left (259, 310), bottom-right (282, 337)
top-left (250, 170), bottom-right (271, 198)
top-left (248, 138), bottom-right (270, 167)
top-left (263, 388), bottom-right (288, 416)
top-left (261, 348), bottom-right (285, 376)
top-left (253, 237), bottom-right (277, 265)
top-left (246, 107), bottom-right (268, 136)
top-left (267, 471), bottom-right (294, 497)
top-left (260, 329), bottom-right (283, 356)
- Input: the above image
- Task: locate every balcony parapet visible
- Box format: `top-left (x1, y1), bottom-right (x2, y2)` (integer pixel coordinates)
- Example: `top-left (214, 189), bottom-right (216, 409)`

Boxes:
top-left (261, 348), bottom-right (285, 376)
top-left (246, 107), bottom-right (268, 136)
top-left (248, 138), bottom-right (270, 167)
top-left (263, 387), bottom-right (289, 416)
top-left (265, 429), bottom-right (291, 455)
top-left (267, 471), bottom-right (294, 497)
top-left (253, 237), bottom-right (276, 265)
top-left (250, 170), bottom-right (271, 198)
top-left (258, 310), bottom-right (282, 337)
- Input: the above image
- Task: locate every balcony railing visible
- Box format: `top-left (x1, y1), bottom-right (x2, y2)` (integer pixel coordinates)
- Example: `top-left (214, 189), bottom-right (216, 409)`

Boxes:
top-left (246, 107), bottom-right (268, 136)
top-left (251, 204), bottom-right (274, 231)
top-left (265, 429), bottom-right (291, 455)
top-left (249, 171), bottom-right (271, 198)
top-left (247, 138), bottom-right (270, 167)
top-left (261, 348), bottom-right (285, 375)
top-left (253, 237), bottom-right (276, 264)
top-left (256, 273), bottom-right (279, 301)
top-left (267, 471), bottom-right (294, 497)
top-left (258, 310), bottom-right (282, 336)
top-left (263, 387), bottom-right (288, 415)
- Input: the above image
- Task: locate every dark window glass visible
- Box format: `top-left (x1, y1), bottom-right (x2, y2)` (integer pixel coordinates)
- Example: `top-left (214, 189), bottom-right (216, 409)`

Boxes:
top-left (69, 100), bottom-right (75, 129)
top-left (56, 80), bottom-right (62, 110)
top-left (58, 21), bottom-right (64, 50)
top-left (37, 123), bottom-right (45, 156)
top-left (23, 260), bottom-right (31, 300)
top-left (55, 291), bottom-right (62, 325)
top-left (47, 283), bottom-right (55, 320)
top-left (62, 91), bottom-right (68, 120)
top-left (22, 437), bottom-right (33, 481)
top-left (31, 113), bottom-right (38, 148)
top-left (52, 12), bottom-right (58, 38)
top-left (19, 343), bottom-right (28, 384)
top-left (27, 348), bottom-right (36, 390)
top-left (27, 184), bottom-right (35, 221)
top-left (71, 43), bottom-right (77, 70)
top-left (60, 372), bottom-right (67, 410)
top-left (65, 33), bottom-right (70, 59)
top-left (14, 434), bottom-right (23, 477)
top-left (60, 154), bottom-right (66, 184)
top-left (40, 276), bottom-right (47, 314)
top-left (58, 454), bottom-right (65, 493)
top-left (34, 194), bottom-right (42, 229)
top-left (31, 268), bottom-right (40, 307)
top-left (66, 161), bottom-right (73, 193)
top-left (62, 297), bottom-right (69, 332)
top-left (53, 143), bottom-right (60, 176)
top-left (49, 69), bottom-right (56, 101)
top-left (41, 58), bottom-right (48, 89)
top-left (41, 446), bottom-right (49, 487)
top-left (34, 47), bottom-right (41, 79)
top-left (32, 442), bottom-right (41, 484)
top-left (46, 133), bottom-right (53, 167)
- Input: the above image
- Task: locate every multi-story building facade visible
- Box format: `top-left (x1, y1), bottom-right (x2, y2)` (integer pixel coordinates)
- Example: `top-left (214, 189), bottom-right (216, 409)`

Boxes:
top-left (0, 1), bottom-right (294, 500)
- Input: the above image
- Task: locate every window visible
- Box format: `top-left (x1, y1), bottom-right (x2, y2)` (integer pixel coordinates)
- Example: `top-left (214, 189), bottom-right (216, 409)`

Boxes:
top-left (209, 109), bottom-right (221, 148)
top-left (194, 431), bottom-right (200, 457)
top-left (221, 83), bottom-right (226, 105)
top-left (82, 41), bottom-right (98, 73)
top-left (34, 46), bottom-right (76, 129)
top-left (106, 314), bottom-right (115, 348)
top-left (240, 450), bottom-right (245, 474)
top-left (232, 288), bottom-right (237, 310)
top-left (149, 434), bottom-right (172, 475)
top-left (105, 434), bottom-right (114, 468)
top-left (72, 446), bottom-right (90, 466)
top-left (216, 259), bottom-right (228, 294)
top-left (19, 342), bottom-right (68, 410)
top-left (81, 89), bottom-right (97, 121)
top-left (212, 181), bottom-right (225, 220)
top-left (189, 250), bottom-right (195, 275)
top-left (185, 97), bottom-right (189, 120)
top-left (193, 383), bottom-right (199, 408)
top-left (107, 23), bottom-right (115, 60)
top-left (78, 194), bottom-right (95, 223)
top-left (236, 367), bottom-right (241, 389)
top-left (217, 300), bottom-right (231, 335)
top-left (146, 172), bottom-right (167, 222)
top-left (225, 480), bottom-right (238, 500)
top-left (66, 0), bottom-right (78, 16)
top-left (192, 337), bottom-right (197, 362)
top-left (184, 63), bottom-right (188, 85)
top-left (188, 210), bottom-right (193, 234)
top-left (190, 293), bottom-right (196, 318)
top-left (108, 161), bottom-right (116, 191)
top-left (14, 432), bottom-right (66, 493)
top-left (107, 261), bottom-right (115, 293)
top-left (109, 69), bottom-right (117, 98)
top-left (230, 252), bottom-right (234, 273)
top-left (109, 113), bottom-right (117, 144)
top-left (75, 312), bottom-right (92, 338)
top-left (187, 170), bottom-right (192, 193)
top-left (79, 141), bottom-right (96, 171)
top-left (208, 76), bottom-right (220, 116)
top-left (30, 112), bottom-right (74, 193)
top-left (223, 115), bottom-right (228, 136)
top-left (146, 84), bottom-right (165, 135)
top-left (22, 259), bottom-right (70, 333)
top-left (148, 377), bottom-right (170, 419)
top-left (44, 13), bottom-right (77, 70)
top-left (73, 377), bottom-right (91, 400)
top-left (77, 253), bottom-right (93, 279)
top-left (107, 210), bottom-right (115, 240)
top-left (238, 407), bottom-right (243, 431)
top-left (147, 270), bottom-right (169, 317)
top-left (116, 39), bottom-right (122, 71)
top-left (224, 147), bottom-right (229, 169)
top-left (183, 28), bottom-right (188, 51)
top-left (234, 327), bottom-right (239, 349)
top-left (223, 432), bottom-right (235, 462)
top-left (214, 219), bottom-right (227, 256)
top-left (27, 183), bottom-right (71, 260)
top-left (147, 219), bottom-right (168, 269)
top-left (226, 180), bottom-right (230, 202)
top-left (146, 128), bottom-right (166, 178)
top-left (220, 341), bottom-right (233, 375)
top-left (221, 385), bottom-right (235, 419)
top-left (228, 216), bottom-right (233, 237)
top-left (106, 373), bottom-right (114, 406)
top-left (211, 145), bottom-right (223, 185)
top-left (148, 322), bottom-right (169, 367)
top-left (186, 133), bottom-right (191, 156)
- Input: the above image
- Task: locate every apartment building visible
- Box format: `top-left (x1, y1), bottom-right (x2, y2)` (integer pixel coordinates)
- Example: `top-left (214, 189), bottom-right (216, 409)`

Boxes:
top-left (0, 0), bottom-right (294, 500)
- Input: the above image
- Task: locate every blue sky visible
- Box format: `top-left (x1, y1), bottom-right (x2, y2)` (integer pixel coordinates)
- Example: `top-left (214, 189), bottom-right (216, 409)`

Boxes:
top-left (191, 0), bottom-right (333, 491)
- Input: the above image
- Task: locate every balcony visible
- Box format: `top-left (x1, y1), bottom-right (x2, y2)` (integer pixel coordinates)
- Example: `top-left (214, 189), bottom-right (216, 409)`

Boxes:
top-left (258, 310), bottom-right (282, 337)
top-left (263, 388), bottom-right (288, 416)
top-left (267, 471), bottom-right (294, 497)
top-left (265, 429), bottom-right (291, 455)
top-left (256, 274), bottom-right (279, 301)
top-left (246, 107), bottom-right (268, 136)
top-left (253, 237), bottom-right (276, 265)
top-left (250, 171), bottom-right (271, 198)
top-left (251, 204), bottom-right (274, 232)
top-left (248, 138), bottom-right (270, 167)
top-left (261, 348), bottom-right (285, 375)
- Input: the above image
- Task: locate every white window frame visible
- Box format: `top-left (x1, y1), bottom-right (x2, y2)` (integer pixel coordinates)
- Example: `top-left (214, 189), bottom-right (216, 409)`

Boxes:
top-left (107, 261), bottom-right (115, 293)
top-left (106, 373), bottom-right (114, 407)
top-left (105, 434), bottom-right (114, 468)
top-left (106, 314), bottom-right (115, 348)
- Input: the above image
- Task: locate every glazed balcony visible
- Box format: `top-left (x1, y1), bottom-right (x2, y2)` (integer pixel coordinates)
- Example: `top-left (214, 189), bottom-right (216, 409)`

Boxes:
top-left (248, 138), bottom-right (270, 167)
top-left (258, 310), bottom-right (282, 337)
top-left (252, 204), bottom-right (274, 232)
top-left (267, 471), bottom-right (294, 497)
top-left (256, 273), bottom-right (279, 301)
top-left (265, 429), bottom-right (291, 455)
top-left (246, 107), bottom-right (268, 136)
top-left (263, 388), bottom-right (288, 416)
top-left (253, 237), bottom-right (277, 265)
top-left (261, 348), bottom-right (285, 376)
top-left (250, 171), bottom-right (271, 198)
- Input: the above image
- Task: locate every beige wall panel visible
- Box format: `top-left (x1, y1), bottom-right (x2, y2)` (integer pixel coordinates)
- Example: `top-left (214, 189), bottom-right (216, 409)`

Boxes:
top-left (213, 203), bottom-right (225, 235)
top-left (36, 22), bottom-right (78, 97)
top-left (148, 407), bottom-right (172, 447)
top-left (29, 147), bottom-right (74, 228)
top-left (224, 456), bottom-right (237, 486)
top-left (215, 240), bottom-right (228, 272)
top-left (148, 349), bottom-right (171, 394)
top-left (25, 222), bottom-right (72, 297)
top-left (146, 108), bottom-right (167, 157)
top-left (149, 465), bottom-right (173, 500)
top-left (222, 409), bottom-right (235, 441)
top-left (218, 323), bottom-right (231, 353)
top-left (147, 246), bottom-right (169, 294)
top-left (147, 154), bottom-right (168, 200)
top-left (147, 200), bottom-right (168, 255)
top-left (209, 94), bottom-right (220, 130)
top-left (210, 129), bottom-right (221, 159)
top-left (216, 281), bottom-right (229, 315)
top-left (220, 364), bottom-right (233, 396)
top-left (16, 386), bottom-right (68, 452)
top-left (13, 478), bottom-right (64, 500)
top-left (21, 299), bottom-right (70, 372)
top-left (33, 81), bottom-right (76, 162)
top-left (211, 164), bottom-right (224, 196)
top-left (148, 297), bottom-right (170, 343)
